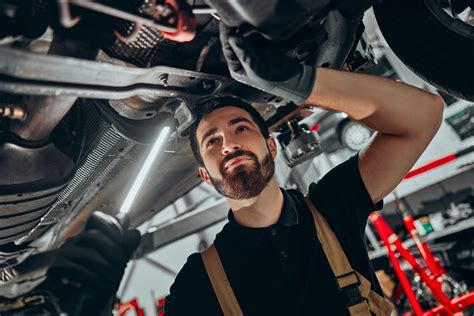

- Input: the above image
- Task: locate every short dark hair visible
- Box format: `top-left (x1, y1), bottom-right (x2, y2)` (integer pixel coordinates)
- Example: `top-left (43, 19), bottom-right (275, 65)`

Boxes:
top-left (189, 96), bottom-right (270, 165)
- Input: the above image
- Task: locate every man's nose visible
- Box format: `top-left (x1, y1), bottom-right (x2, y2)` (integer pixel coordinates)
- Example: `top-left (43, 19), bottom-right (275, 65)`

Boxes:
top-left (221, 137), bottom-right (241, 155)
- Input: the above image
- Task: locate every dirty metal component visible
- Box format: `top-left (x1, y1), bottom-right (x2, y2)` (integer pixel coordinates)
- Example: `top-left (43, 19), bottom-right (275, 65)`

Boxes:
top-left (344, 33), bottom-right (376, 72)
top-left (201, 79), bottom-right (215, 91)
top-left (313, 10), bottom-right (361, 69)
top-left (0, 106), bottom-right (136, 298)
top-left (166, 99), bottom-right (194, 137)
top-left (0, 251), bottom-right (54, 298)
top-left (9, 96), bottom-right (76, 141)
top-left (113, 0), bottom-right (200, 44)
top-left (0, 247), bottom-right (36, 270)
top-left (0, 80), bottom-right (203, 100)
top-left (114, 22), bottom-right (142, 43)
top-left (108, 96), bottom-right (164, 120)
top-left (0, 142), bottom-right (75, 245)
top-left (154, 0), bottom-right (196, 42)
top-left (0, 46), bottom-right (228, 99)
top-left (158, 73), bottom-right (169, 86)
top-left (57, 0), bottom-right (81, 28)
top-left (106, 16), bottom-right (178, 68)
top-left (0, 291), bottom-right (62, 313)
top-left (204, 0), bottom-right (331, 40)
top-left (17, 103), bottom-right (136, 245)
top-left (107, 94), bottom-right (193, 127)
top-left (0, 143), bottom-right (75, 189)
top-left (137, 0), bottom-right (197, 43)
top-left (96, 101), bottom-right (179, 144)
top-left (196, 37), bottom-right (218, 72)
top-left (0, 105), bottom-right (26, 121)
top-left (9, 36), bottom-right (98, 142)
top-left (69, 0), bottom-right (177, 33)
top-left (0, 0), bottom-right (49, 39)
top-left (0, 267), bottom-right (17, 283)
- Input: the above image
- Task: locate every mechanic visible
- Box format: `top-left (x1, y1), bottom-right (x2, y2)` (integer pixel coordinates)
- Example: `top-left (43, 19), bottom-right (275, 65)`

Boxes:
top-left (43, 24), bottom-right (444, 315)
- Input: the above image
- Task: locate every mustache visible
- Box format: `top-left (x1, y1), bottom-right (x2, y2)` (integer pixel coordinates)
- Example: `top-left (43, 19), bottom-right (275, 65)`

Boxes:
top-left (220, 150), bottom-right (258, 172)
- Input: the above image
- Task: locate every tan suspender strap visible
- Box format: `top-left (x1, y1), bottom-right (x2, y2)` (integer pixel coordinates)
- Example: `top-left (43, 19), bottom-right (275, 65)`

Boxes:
top-left (200, 196), bottom-right (393, 316)
top-left (304, 196), bottom-right (394, 316)
top-left (304, 196), bottom-right (368, 291)
top-left (201, 245), bottom-right (243, 316)
top-left (367, 288), bottom-right (395, 315)
top-left (357, 270), bottom-right (394, 315)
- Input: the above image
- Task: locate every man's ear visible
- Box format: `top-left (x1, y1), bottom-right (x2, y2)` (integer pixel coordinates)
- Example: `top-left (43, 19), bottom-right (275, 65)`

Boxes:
top-left (199, 166), bottom-right (213, 185)
top-left (266, 137), bottom-right (278, 159)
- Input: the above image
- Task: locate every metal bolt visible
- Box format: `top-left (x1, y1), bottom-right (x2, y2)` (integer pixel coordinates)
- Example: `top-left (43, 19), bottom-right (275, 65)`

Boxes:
top-left (0, 105), bottom-right (27, 120)
top-left (202, 80), bottom-right (214, 91)
top-left (158, 74), bottom-right (169, 87)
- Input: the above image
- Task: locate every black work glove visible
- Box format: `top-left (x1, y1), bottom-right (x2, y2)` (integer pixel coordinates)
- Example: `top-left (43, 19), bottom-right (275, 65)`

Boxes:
top-left (219, 23), bottom-right (316, 105)
top-left (43, 213), bottom-right (141, 316)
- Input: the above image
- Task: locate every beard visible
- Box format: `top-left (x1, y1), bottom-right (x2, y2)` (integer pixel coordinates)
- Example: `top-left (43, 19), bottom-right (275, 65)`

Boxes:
top-left (208, 149), bottom-right (275, 200)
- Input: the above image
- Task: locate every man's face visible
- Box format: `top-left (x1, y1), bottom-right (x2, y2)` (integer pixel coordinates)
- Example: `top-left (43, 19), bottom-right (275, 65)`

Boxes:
top-left (196, 106), bottom-right (276, 200)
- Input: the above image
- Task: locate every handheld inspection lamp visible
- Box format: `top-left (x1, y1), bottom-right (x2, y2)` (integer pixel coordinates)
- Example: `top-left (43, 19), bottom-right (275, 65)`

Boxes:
top-left (114, 115), bottom-right (176, 228)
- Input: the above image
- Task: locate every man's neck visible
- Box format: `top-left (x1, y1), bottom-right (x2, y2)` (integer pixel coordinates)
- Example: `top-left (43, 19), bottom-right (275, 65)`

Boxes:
top-left (227, 178), bottom-right (284, 228)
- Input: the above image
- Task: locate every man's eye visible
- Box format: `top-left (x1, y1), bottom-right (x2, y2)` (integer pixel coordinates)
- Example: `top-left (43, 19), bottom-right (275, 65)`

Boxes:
top-left (207, 137), bottom-right (218, 147)
top-left (236, 126), bottom-right (248, 133)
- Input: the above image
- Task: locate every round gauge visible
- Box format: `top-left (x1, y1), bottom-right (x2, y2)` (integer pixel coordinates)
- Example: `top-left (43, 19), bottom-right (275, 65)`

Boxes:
top-left (340, 121), bottom-right (372, 151)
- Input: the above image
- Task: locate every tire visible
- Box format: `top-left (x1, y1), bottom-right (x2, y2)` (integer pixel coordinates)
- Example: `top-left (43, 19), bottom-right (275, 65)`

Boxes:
top-left (373, 0), bottom-right (474, 101)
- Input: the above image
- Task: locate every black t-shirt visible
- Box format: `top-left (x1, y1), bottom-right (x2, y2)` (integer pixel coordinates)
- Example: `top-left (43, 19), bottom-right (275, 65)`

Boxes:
top-left (164, 154), bottom-right (384, 315)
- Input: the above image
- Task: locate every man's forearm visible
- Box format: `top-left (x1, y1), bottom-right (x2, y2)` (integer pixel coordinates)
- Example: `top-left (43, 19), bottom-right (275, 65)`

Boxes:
top-left (305, 67), bottom-right (444, 137)
top-left (218, 29), bottom-right (446, 204)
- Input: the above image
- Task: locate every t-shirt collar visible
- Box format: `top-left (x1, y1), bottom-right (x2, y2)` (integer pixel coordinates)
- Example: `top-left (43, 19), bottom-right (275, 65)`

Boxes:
top-left (226, 188), bottom-right (299, 246)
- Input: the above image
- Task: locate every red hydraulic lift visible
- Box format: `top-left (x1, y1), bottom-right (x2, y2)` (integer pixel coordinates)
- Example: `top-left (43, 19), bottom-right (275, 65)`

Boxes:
top-left (370, 146), bottom-right (474, 315)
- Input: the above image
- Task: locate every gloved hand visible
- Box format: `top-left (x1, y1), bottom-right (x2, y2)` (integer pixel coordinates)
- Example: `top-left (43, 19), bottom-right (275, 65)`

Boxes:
top-left (219, 23), bottom-right (317, 105)
top-left (42, 212), bottom-right (141, 316)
